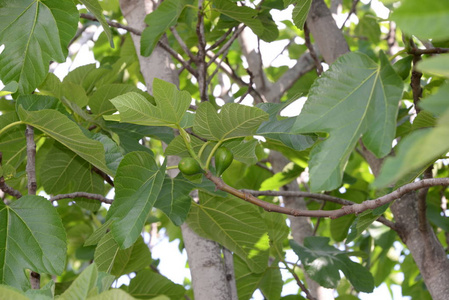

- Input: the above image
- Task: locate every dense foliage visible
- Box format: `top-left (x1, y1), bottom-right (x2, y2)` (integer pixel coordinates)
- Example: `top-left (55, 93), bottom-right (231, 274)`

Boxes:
top-left (1, 0), bottom-right (449, 299)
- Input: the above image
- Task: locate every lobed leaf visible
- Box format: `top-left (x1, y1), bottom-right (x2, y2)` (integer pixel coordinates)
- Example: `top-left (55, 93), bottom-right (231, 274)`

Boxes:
top-left (127, 269), bottom-right (185, 300)
top-left (290, 237), bottom-right (374, 292)
top-left (106, 152), bottom-right (165, 249)
top-left (291, 52), bottom-right (403, 191)
top-left (107, 79), bottom-right (191, 128)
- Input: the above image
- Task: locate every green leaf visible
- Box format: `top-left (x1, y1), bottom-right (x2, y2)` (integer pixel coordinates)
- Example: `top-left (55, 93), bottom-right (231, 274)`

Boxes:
top-left (0, 112), bottom-right (26, 169)
top-left (41, 143), bottom-right (104, 196)
top-left (234, 255), bottom-right (263, 300)
top-left (256, 103), bottom-right (316, 152)
top-left (127, 269), bottom-right (185, 300)
top-left (0, 0), bottom-right (78, 94)
top-left (260, 162), bottom-right (304, 191)
top-left (25, 280), bottom-right (54, 299)
top-left (417, 54), bottom-right (449, 78)
top-left (0, 196), bottom-right (67, 290)
top-left (79, 0), bottom-right (114, 47)
top-left (224, 139), bottom-right (259, 165)
top-left (89, 84), bottom-right (152, 117)
top-left (355, 15), bottom-right (381, 44)
top-left (420, 84), bottom-right (449, 116)
top-left (107, 79), bottom-right (191, 127)
top-left (259, 265), bottom-right (283, 300)
top-left (17, 106), bottom-right (112, 175)
top-left (95, 233), bottom-right (151, 277)
top-left (84, 219), bottom-right (114, 246)
top-left (0, 285), bottom-right (29, 300)
top-left (391, 0), bottom-right (449, 41)
top-left (88, 289), bottom-right (136, 300)
top-left (59, 263), bottom-right (99, 299)
top-left (0, 82), bottom-right (18, 96)
top-left (106, 152), bottom-right (165, 249)
top-left (291, 52), bottom-right (403, 191)
top-left (141, 0), bottom-right (188, 56)
top-left (346, 210), bottom-right (379, 243)
top-left (213, 0), bottom-right (264, 37)
top-left (155, 176), bottom-right (193, 226)
top-left (187, 192), bottom-right (270, 273)
top-left (194, 102), bottom-right (268, 142)
top-left (291, 0), bottom-right (312, 30)
top-left (290, 237), bottom-right (374, 292)
top-left (374, 110), bottom-right (449, 187)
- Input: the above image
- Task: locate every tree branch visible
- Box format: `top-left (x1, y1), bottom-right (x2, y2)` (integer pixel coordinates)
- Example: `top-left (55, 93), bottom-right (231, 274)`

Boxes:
top-left (170, 26), bottom-right (196, 61)
top-left (50, 192), bottom-right (113, 204)
top-left (0, 177), bottom-right (22, 199)
top-left (304, 23), bottom-right (323, 76)
top-left (25, 125), bottom-right (40, 289)
top-left (206, 171), bottom-right (449, 219)
top-left (243, 189), bottom-right (355, 206)
top-left (408, 47), bottom-right (449, 55)
top-left (80, 13), bottom-right (142, 35)
top-left (196, 0), bottom-right (209, 102)
top-left (0, 152), bottom-right (23, 199)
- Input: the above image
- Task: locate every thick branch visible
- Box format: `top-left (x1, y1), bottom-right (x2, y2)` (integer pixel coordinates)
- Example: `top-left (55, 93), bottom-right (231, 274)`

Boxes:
top-left (408, 47), bottom-right (449, 55)
top-left (50, 192), bottom-right (113, 204)
top-left (243, 189), bottom-right (354, 206)
top-left (206, 171), bottom-right (449, 219)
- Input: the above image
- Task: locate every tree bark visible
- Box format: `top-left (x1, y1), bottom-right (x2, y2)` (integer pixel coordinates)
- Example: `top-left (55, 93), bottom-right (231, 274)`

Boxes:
top-left (391, 193), bottom-right (449, 300)
top-left (119, 1), bottom-right (233, 299)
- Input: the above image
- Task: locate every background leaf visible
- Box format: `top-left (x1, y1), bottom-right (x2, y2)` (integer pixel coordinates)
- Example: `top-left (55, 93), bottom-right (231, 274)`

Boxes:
top-left (127, 269), bottom-right (185, 300)
top-left (291, 52), bottom-right (403, 191)
top-left (79, 0), bottom-right (114, 47)
top-left (290, 237), bottom-right (374, 292)
top-left (141, 0), bottom-right (188, 56)
top-left (391, 0), bottom-right (449, 41)
top-left (0, 196), bottom-right (67, 290)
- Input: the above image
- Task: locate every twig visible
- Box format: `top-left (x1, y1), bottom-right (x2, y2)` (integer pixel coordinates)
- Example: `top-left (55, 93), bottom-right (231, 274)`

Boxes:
top-left (281, 260), bottom-right (316, 300)
top-left (0, 152), bottom-right (23, 199)
top-left (409, 39), bottom-right (423, 113)
top-left (92, 166), bottom-right (115, 187)
top-left (79, 13), bottom-right (142, 35)
top-left (170, 27), bottom-right (196, 61)
top-left (408, 47), bottom-right (449, 55)
top-left (0, 177), bottom-right (22, 199)
top-left (312, 201), bottom-right (326, 235)
top-left (207, 28), bottom-right (234, 51)
top-left (206, 171), bottom-right (449, 219)
top-left (25, 125), bottom-right (40, 289)
top-left (50, 192), bottom-right (113, 204)
top-left (207, 26), bottom-right (245, 68)
top-left (158, 40), bottom-right (198, 76)
top-left (304, 23), bottom-right (323, 76)
top-left (340, 0), bottom-right (360, 29)
top-left (196, 0), bottom-right (209, 102)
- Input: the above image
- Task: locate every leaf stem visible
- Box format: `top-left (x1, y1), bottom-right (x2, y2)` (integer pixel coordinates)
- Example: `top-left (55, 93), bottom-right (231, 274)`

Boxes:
top-left (205, 141), bottom-right (223, 170)
top-left (178, 126), bottom-right (204, 168)
top-left (0, 121), bottom-right (24, 136)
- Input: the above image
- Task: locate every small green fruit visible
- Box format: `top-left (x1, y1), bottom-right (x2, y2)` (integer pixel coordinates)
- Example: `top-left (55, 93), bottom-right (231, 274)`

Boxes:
top-left (215, 147), bottom-right (233, 176)
top-left (178, 157), bottom-right (202, 175)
